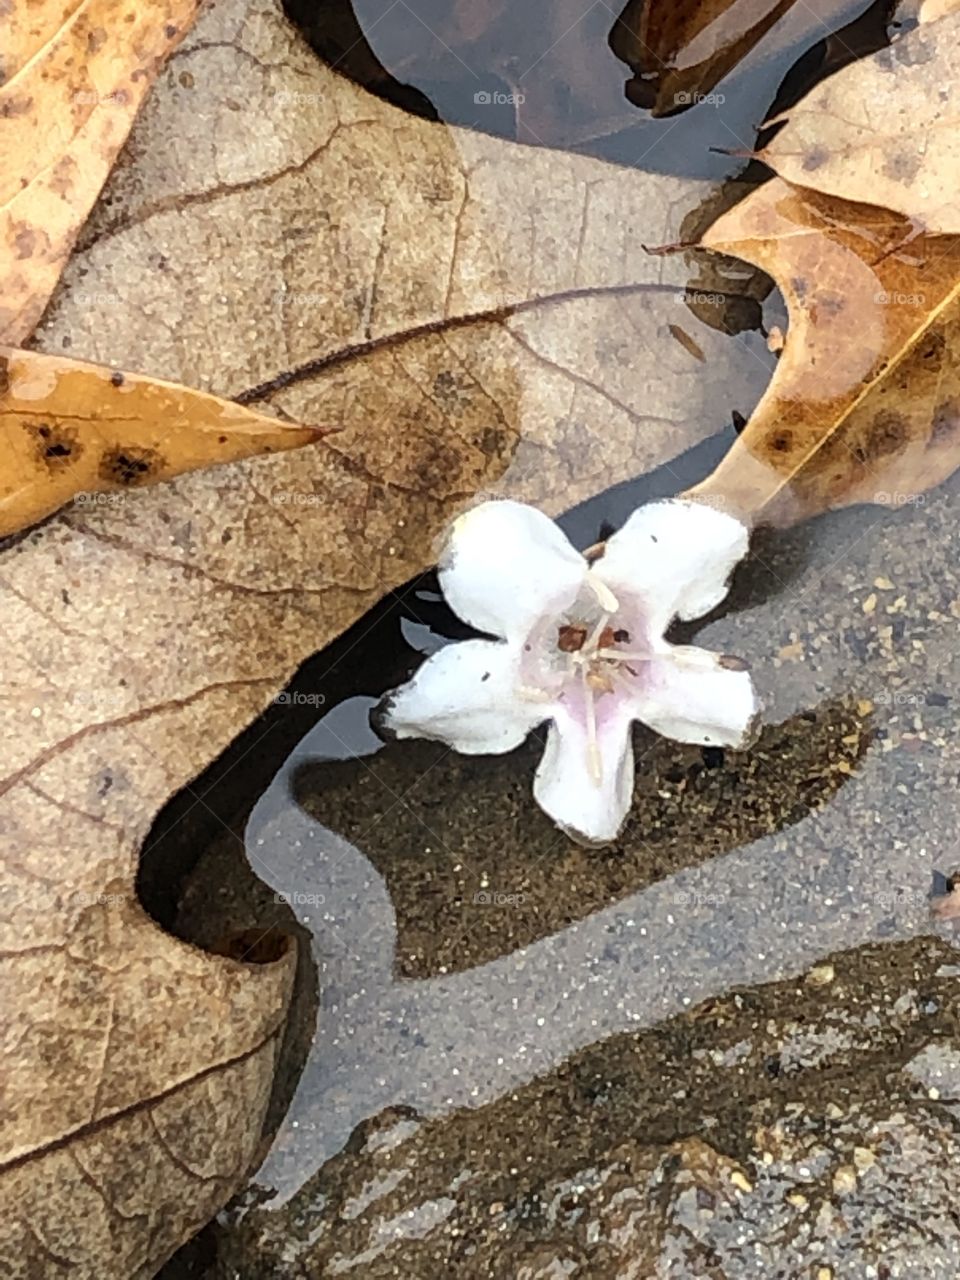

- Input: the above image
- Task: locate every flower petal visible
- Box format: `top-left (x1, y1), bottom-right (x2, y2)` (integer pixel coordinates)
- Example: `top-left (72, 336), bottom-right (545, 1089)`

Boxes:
top-left (439, 500), bottom-right (586, 640)
top-left (636, 645), bottom-right (760, 748)
top-left (376, 639), bottom-right (545, 755)
top-left (593, 498), bottom-right (749, 630)
top-left (533, 704), bottom-right (635, 846)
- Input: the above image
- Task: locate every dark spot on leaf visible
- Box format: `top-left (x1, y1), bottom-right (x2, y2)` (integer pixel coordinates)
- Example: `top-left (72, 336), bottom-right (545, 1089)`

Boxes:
top-left (165, 23), bottom-right (179, 38)
top-left (917, 330), bottom-right (946, 371)
top-left (770, 429), bottom-right (793, 453)
top-left (110, 370), bottom-right (125, 387)
top-left (0, 93), bottom-right (33, 118)
top-left (99, 447), bottom-right (161, 487)
top-left (29, 423), bottom-right (80, 468)
top-left (802, 145), bottom-right (829, 172)
top-left (930, 398), bottom-right (960, 447)
top-left (862, 409), bottom-right (909, 461)
top-left (890, 30), bottom-right (935, 67)
top-left (815, 293), bottom-right (846, 319)
top-left (86, 27), bottom-right (107, 54)
top-left (218, 434), bottom-right (228, 444)
top-left (13, 227), bottom-right (35, 259)
top-left (0, 354), bottom-right (8, 398)
top-left (882, 150), bottom-right (921, 183)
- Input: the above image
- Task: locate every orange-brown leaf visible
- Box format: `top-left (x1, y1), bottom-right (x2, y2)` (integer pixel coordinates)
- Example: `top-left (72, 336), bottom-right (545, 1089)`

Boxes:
top-left (0, 0), bottom-right (202, 345)
top-left (0, 347), bottom-right (326, 536)
top-left (687, 180), bottom-right (960, 525)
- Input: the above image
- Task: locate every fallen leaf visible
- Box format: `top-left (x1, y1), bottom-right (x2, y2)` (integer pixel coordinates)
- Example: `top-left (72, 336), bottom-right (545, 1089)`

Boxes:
top-left (686, 179), bottom-right (960, 524)
top-left (0, 0), bottom-right (775, 1272)
top-left (610, 0), bottom-right (871, 116)
top-left (931, 882), bottom-right (960, 920)
top-left (759, 14), bottom-right (960, 234)
top-left (0, 0), bottom-right (201, 345)
top-left (919, 0), bottom-right (960, 18)
top-left (0, 346), bottom-right (324, 536)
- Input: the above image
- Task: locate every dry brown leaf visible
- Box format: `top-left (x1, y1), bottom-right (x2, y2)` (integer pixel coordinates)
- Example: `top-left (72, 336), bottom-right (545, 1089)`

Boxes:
top-left (686, 178), bottom-right (960, 524)
top-left (0, 0), bottom-right (201, 345)
top-left (760, 14), bottom-right (960, 234)
top-left (0, 346), bottom-right (325, 536)
top-left (0, 1), bottom-right (775, 1273)
top-left (610, 0), bottom-right (870, 116)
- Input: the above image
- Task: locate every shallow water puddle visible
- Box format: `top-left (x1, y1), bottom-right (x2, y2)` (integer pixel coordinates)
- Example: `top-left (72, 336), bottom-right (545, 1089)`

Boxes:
top-left (155, 457), bottom-right (960, 1274)
top-left (215, 463), bottom-right (960, 1202)
top-left (151, 1), bottom-right (960, 1271)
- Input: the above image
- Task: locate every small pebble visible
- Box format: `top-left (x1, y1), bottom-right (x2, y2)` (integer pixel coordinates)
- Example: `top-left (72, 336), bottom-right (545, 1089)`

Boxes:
top-left (806, 964), bottom-right (835, 987)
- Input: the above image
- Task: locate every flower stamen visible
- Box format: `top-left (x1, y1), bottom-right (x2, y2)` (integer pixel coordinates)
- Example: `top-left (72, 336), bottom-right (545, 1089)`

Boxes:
top-left (585, 572), bottom-right (619, 614)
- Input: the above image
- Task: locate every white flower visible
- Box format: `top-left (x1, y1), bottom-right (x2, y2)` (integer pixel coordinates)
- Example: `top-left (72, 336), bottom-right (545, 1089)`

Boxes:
top-left (377, 499), bottom-right (760, 845)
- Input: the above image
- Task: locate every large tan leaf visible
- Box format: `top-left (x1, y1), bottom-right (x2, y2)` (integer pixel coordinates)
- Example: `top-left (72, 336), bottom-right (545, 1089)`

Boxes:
top-left (687, 178), bottom-right (960, 524)
top-left (0, 0), bottom-right (201, 344)
top-left (0, 346), bottom-right (324, 536)
top-left (0, 0), bottom-right (774, 1274)
top-left (759, 13), bottom-right (960, 234)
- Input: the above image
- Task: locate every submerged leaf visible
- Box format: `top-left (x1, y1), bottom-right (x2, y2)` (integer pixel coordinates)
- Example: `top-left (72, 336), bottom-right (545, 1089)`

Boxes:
top-left (759, 14), bottom-right (960, 234)
top-left (687, 179), bottom-right (960, 524)
top-left (0, 347), bottom-right (325, 537)
top-left (610, 0), bottom-right (870, 116)
top-left (0, 0), bottom-right (201, 344)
